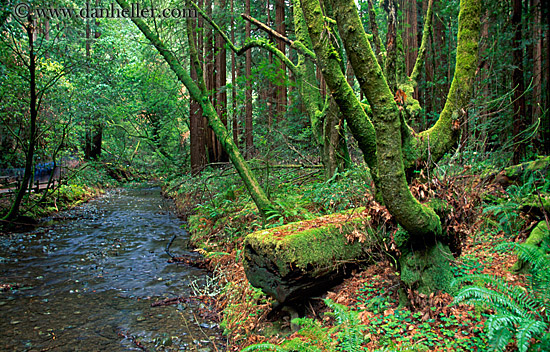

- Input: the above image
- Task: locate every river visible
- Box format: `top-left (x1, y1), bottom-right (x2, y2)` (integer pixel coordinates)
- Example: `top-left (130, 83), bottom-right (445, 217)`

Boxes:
top-left (0, 187), bottom-right (224, 351)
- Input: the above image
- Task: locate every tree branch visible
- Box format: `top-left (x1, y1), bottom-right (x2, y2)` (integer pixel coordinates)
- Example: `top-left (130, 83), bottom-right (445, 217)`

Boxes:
top-left (240, 13), bottom-right (316, 60)
top-left (187, 0), bottom-right (301, 75)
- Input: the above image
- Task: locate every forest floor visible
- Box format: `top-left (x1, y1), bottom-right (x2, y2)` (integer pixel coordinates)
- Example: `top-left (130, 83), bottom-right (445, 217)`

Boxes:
top-left (166, 159), bottom-right (547, 352)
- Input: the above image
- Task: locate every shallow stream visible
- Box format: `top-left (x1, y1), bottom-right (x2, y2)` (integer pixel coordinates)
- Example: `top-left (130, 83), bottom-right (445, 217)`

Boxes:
top-left (0, 187), bottom-right (223, 351)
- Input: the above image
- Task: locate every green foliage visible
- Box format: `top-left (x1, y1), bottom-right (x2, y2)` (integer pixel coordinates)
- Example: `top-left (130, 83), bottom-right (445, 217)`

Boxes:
top-left (324, 299), bottom-right (366, 351)
top-left (301, 165), bottom-right (373, 214)
top-left (239, 299), bottom-right (365, 352)
top-left (452, 240), bottom-right (550, 352)
top-left (240, 344), bottom-right (287, 352)
top-left (450, 254), bottom-right (485, 277)
top-left (483, 174), bottom-right (548, 237)
top-left (357, 281), bottom-right (395, 314)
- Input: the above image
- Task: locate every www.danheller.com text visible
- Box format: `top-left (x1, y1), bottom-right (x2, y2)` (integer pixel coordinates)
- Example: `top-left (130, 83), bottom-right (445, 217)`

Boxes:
top-left (14, 2), bottom-right (197, 19)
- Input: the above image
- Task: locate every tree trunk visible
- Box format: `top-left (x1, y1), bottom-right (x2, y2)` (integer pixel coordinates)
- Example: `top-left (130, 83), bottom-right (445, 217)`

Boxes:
top-left (402, 0), bottom-right (418, 79)
top-left (245, 0), bottom-right (254, 158)
top-left (230, 0), bottom-right (239, 147)
top-left (292, 0), bottom-right (349, 179)
top-left (3, 18), bottom-right (38, 221)
top-left (204, 0), bottom-right (216, 163)
top-left (385, 0), bottom-right (398, 92)
top-left (190, 10), bottom-right (207, 174)
top-left (367, 0), bottom-right (385, 68)
top-left (423, 0), bottom-right (434, 130)
top-left (477, 10), bottom-right (490, 151)
top-left (275, 0), bottom-right (286, 122)
top-left (319, 0), bottom-right (480, 293)
top-left (90, 123), bottom-right (102, 159)
top-left (512, 0), bottom-right (526, 164)
top-left (545, 0), bottom-right (550, 154)
top-left (532, 0), bottom-right (542, 141)
top-left (299, 0), bottom-right (378, 182)
top-left (433, 1), bottom-right (447, 114)
top-left (215, 0), bottom-right (228, 162)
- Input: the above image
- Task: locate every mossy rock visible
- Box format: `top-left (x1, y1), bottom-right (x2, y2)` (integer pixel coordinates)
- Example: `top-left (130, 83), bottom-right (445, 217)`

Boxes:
top-left (511, 221), bottom-right (549, 273)
top-left (243, 208), bottom-right (374, 303)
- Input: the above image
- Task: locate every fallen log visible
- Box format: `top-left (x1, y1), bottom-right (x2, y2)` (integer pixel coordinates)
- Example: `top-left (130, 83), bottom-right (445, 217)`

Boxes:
top-left (243, 208), bottom-right (375, 303)
top-left (495, 155), bottom-right (550, 187)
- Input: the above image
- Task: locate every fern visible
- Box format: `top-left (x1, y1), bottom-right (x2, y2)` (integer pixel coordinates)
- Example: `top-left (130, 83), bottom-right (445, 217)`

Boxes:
top-left (240, 344), bottom-right (287, 352)
top-left (324, 299), bottom-right (365, 352)
top-left (240, 299), bottom-right (366, 352)
top-left (453, 241), bottom-right (550, 352)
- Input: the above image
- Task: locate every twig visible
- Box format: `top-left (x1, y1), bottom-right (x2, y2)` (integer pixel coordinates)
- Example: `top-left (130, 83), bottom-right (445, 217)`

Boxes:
top-left (165, 234), bottom-right (177, 259)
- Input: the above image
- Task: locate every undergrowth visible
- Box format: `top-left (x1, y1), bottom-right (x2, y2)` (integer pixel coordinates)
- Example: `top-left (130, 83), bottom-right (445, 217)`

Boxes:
top-left (453, 238), bottom-right (550, 352)
top-left (168, 155), bottom-right (549, 351)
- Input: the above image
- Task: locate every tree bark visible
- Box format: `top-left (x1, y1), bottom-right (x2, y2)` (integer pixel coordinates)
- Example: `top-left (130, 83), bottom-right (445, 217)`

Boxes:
top-left (230, 0), bottom-right (239, 147)
top-left (3, 18), bottom-right (38, 221)
top-left (532, 0), bottom-right (542, 140)
top-left (320, 0), bottom-right (479, 293)
top-left (545, 0), bottom-right (550, 154)
top-left (275, 0), bottom-right (287, 122)
top-left (292, 0), bottom-right (349, 179)
top-left (215, 0), bottom-right (228, 162)
top-left (512, 0), bottom-right (526, 164)
top-left (367, 0), bottom-right (385, 68)
top-left (245, 0), bottom-right (254, 158)
top-left (190, 11), bottom-right (207, 174)
top-left (402, 0), bottom-right (418, 79)
top-left (299, 0), bottom-right (378, 179)
top-left (385, 0), bottom-right (398, 92)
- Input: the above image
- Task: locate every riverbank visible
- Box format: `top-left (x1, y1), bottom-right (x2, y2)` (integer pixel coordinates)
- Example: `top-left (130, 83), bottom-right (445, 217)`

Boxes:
top-left (0, 162), bottom-right (141, 231)
top-left (1, 186), bottom-right (225, 351)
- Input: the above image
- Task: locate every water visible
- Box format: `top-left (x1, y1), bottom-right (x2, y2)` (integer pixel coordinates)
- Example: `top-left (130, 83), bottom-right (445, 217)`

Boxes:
top-left (0, 187), bottom-right (223, 351)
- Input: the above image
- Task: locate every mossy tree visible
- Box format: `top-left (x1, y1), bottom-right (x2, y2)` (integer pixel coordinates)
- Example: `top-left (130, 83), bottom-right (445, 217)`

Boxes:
top-left (190, 0), bottom-right (354, 179)
top-left (300, 0), bottom-right (481, 293)
top-left (114, 0), bottom-right (275, 217)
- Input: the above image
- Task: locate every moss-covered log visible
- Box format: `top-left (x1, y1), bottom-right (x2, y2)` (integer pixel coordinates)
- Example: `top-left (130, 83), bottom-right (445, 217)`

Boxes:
top-left (502, 156), bottom-right (550, 182)
top-left (243, 209), bottom-right (373, 303)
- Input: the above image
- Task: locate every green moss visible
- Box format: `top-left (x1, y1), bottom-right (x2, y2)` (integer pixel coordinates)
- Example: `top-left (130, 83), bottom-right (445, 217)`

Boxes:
top-left (512, 221), bottom-right (549, 272)
top-left (525, 221), bottom-right (548, 247)
top-left (393, 226), bottom-right (409, 248)
top-left (504, 156), bottom-right (550, 180)
top-left (399, 242), bottom-right (453, 294)
top-left (244, 208), bottom-right (369, 278)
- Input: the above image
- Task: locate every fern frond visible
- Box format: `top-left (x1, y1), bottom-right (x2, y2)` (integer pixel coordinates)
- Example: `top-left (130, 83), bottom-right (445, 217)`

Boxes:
top-left (515, 318), bottom-right (548, 352)
top-left (453, 273), bottom-right (539, 315)
top-left (486, 314), bottom-right (522, 338)
top-left (487, 326), bottom-right (513, 352)
top-left (453, 286), bottom-right (535, 319)
top-left (497, 242), bottom-right (549, 271)
top-left (240, 343), bottom-right (287, 352)
top-left (323, 299), bottom-right (365, 351)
